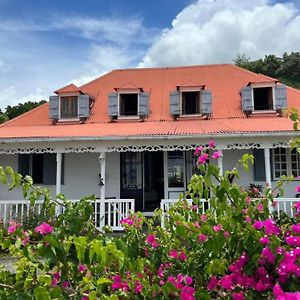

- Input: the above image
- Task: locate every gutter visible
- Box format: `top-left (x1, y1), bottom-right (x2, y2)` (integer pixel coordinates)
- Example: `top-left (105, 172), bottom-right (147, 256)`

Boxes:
top-left (0, 131), bottom-right (298, 144)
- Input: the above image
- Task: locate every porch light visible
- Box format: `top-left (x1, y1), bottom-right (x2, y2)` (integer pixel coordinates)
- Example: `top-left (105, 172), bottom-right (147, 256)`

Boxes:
top-left (98, 174), bottom-right (104, 186)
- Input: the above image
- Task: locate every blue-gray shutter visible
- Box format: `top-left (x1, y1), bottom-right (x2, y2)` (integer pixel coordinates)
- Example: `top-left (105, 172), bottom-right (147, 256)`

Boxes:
top-left (253, 149), bottom-right (266, 181)
top-left (49, 96), bottom-right (59, 119)
top-left (18, 154), bottom-right (30, 176)
top-left (201, 90), bottom-right (212, 114)
top-left (108, 93), bottom-right (118, 117)
top-left (241, 86), bottom-right (252, 111)
top-left (170, 91), bottom-right (180, 115)
top-left (274, 84), bottom-right (287, 110)
top-left (78, 94), bottom-right (90, 118)
top-left (138, 92), bottom-right (149, 116)
top-left (43, 154), bottom-right (64, 185)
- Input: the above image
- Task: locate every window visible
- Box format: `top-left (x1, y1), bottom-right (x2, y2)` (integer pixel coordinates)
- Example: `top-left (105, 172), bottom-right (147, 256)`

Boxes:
top-left (119, 93), bottom-right (138, 116)
top-left (168, 151), bottom-right (184, 188)
top-left (18, 154), bottom-right (64, 185)
top-left (253, 87), bottom-right (273, 110)
top-left (121, 152), bottom-right (142, 189)
top-left (182, 91), bottom-right (200, 115)
top-left (272, 148), bottom-right (300, 179)
top-left (60, 96), bottom-right (78, 118)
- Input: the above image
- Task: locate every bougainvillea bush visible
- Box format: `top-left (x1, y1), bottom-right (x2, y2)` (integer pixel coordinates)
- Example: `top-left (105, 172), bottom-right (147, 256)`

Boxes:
top-left (0, 142), bottom-right (300, 299)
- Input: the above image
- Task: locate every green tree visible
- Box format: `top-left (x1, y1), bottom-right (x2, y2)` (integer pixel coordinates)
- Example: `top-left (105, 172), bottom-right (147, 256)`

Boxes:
top-left (0, 109), bottom-right (9, 124)
top-left (4, 100), bottom-right (46, 120)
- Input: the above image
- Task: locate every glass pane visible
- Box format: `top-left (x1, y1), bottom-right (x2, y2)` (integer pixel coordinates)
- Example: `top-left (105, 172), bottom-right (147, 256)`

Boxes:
top-left (281, 156), bottom-right (286, 162)
top-left (121, 152), bottom-right (142, 189)
top-left (60, 96), bottom-right (78, 118)
top-left (275, 171), bottom-right (280, 178)
top-left (282, 163), bottom-right (287, 170)
top-left (168, 151), bottom-right (184, 188)
top-left (292, 163), bottom-right (297, 170)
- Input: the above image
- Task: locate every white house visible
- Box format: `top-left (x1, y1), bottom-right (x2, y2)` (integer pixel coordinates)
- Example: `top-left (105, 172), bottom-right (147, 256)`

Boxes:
top-left (0, 64), bottom-right (299, 221)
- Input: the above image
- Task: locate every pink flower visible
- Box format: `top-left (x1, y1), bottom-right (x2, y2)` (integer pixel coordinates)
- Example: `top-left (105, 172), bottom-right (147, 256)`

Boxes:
top-left (224, 231), bottom-right (230, 238)
top-left (78, 264), bottom-right (87, 273)
top-left (62, 281), bottom-right (69, 288)
top-left (53, 272), bottom-right (61, 280)
top-left (146, 234), bottom-right (159, 248)
top-left (180, 286), bottom-right (196, 300)
top-left (295, 202), bottom-right (300, 212)
top-left (169, 249), bottom-right (179, 259)
top-left (51, 278), bottom-right (58, 286)
top-left (259, 236), bottom-right (270, 246)
top-left (207, 276), bottom-right (218, 290)
top-left (257, 203), bottom-right (264, 212)
top-left (198, 153), bottom-right (209, 165)
top-left (198, 234), bottom-right (207, 243)
top-left (220, 275), bottom-right (233, 290)
top-left (253, 220), bottom-right (264, 230)
top-left (120, 217), bottom-right (133, 226)
top-left (35, 222), bottom-right (53, 235)
top-left (185, 276), bottom-right (193, 285)
top-left (291, 224), bottom-right (300, 234)
top-left (295, 186), bottom-right (300, 193)
top-left (232, 292), bottom-right (246, 300)
top-left (245, 216), bottom-right (251, 224)
top-left (212, 151), bottom-right (222, 160)
top-left (213, 224), bottom-right (222, 232)
top-left (135, 282), bottom-right (143, 294)
top-left (208, 140), bottom-right (216, 148)
top-left (7, 221), bottom-right (21, 234)
top-left (179, 251), bottom-right (187, 261)
top-left (200, 214), bottom-right (207, 222)
top-left (194, 146), bottom-right (203, 156)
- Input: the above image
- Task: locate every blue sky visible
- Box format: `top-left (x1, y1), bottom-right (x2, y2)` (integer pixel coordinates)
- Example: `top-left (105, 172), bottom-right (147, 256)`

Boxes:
top-left (0, 0), bottom-right (299, 109)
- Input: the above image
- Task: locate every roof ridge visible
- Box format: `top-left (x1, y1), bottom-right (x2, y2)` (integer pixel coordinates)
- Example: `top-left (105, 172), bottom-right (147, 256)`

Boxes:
top-left (79, 69), bottom-right (117, 89)
top-left (0, 102), bottom-right (48, 128)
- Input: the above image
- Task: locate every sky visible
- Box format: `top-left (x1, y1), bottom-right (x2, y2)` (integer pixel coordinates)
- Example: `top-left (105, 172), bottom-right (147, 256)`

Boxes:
top-left (0, 0), bottom-right (300, 110)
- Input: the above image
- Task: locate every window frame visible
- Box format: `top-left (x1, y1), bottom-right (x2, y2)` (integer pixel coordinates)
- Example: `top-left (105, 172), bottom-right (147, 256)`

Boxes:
top-left (251, 83), bottom-right (276, 112)
top-left (118, 91), bottom-right (140, 119)
top-left (180, 87), bottom-right (202, 116)
top-left (272, 148), bottom-right (300, 180)
top-left (59, 93), bottom-right (79, 120)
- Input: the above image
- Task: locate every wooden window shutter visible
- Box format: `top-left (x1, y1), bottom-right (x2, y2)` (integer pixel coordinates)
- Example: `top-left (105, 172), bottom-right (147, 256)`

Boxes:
top-left (253, 149), bottom-right (266, 181)
top-left (43, 154), bottom-right (64, 185)
top-left (49, 96), bottom-right (59, 119)
top-left (78, 95), bottom-right (90, 118)
top-left (274, 84), bottom-right (287, 110)
top-left (138, 92), bottom-right (149, 116)
top-left (108, 93), bottom-right (118, 117)
top-left (169, 91), bottom-right (180, 115)
top-left (200, 90), bottom-right (212, 114)
top-left (241, 86), bottom-right (252, 111)
top-left (18, 154), bottom-right (30, 177)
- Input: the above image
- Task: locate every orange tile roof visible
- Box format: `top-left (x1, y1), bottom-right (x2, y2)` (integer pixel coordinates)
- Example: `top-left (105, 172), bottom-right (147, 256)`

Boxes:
top-left (54, 83), bottom-right (81, 94)
top-left (0, 64), bottom-right (299, 140)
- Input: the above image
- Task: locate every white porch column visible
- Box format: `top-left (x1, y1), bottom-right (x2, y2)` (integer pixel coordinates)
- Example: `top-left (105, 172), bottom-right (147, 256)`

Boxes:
top-left (217, 150), bottom-right (223, 175)
top-left (99, 152), bottom-right (106, 228)
top-left (264, 148), bottom-right (272, 187)
top-left (56, 152), bottom-right (62, 196)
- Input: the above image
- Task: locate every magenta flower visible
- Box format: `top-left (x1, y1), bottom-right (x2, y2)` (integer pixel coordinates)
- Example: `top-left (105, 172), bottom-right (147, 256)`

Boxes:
top-left (200, 214), bottom-right (207, 222)
top-left (208, 140), bottom-right (216, 148)
top-left (207, 276), bottom-right (218, 290)
top-left (179, 251), bottom-right (187, 261)
top-left (78, 264), bottom-right (87, 273)
top-left (295, 186), bottom-right (300, 193)
top-left (169, 249), bottom-right (179, 259)
top-left (180, 286), bottom-right (196, 300)
top-left (257, 203), bottom-right (264, 212)
top-left (185, 276), bottom-right (193, 285)
top-left (198, 153), bottom-right (209, 165)
top-left (291, 224), bottom-right (300, 234)
top-left (213, 224), bottom-right (222, 232)
top-left (51, 278), bottom-right (58, 286)
top-left (146, 234), bottom-right (159, 248)
top-left (194, 146), bottom-right (203, 156)
top-left (198, 233), bottom-right (208, 243)
top-left (245, 216), bottom-right (251, 224)
top-left (224, 231), bottom-right (230, 238)
top-left (120, 217), bottom-right (133, 226)
top-left (7, 221), bottom-right (21, 234)
top-left (259, 236), bottom-right (270, 246)
top-left (135, 282), bottom-right (143, 294)
top-left (295, 202), bottom-right (300, 212)
top-left (62, 281), bottom-right (69, 288)
top-left (253, 220), bottom-right (264, 230)
top-left (35, 222), bottom-right (53, 235)
top-left (232, 291), bottom-right (246, 300)
top-left (212, 151), bottom-right (222, 160)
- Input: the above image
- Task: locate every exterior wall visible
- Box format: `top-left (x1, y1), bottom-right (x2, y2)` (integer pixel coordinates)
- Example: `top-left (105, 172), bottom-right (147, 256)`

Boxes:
top-left (0, 152), bottom-right (120, 200)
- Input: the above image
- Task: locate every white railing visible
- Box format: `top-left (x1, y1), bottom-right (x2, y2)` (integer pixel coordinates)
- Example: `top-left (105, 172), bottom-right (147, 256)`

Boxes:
top-left (160, 198), bottom-right (210, 228)
top-left (0, 198), bottom-right (135, 231)
top-left (273, 198), bottom-right (299, 218)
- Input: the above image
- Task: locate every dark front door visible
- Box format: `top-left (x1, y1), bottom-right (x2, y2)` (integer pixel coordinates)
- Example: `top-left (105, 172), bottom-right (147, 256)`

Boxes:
top-left (144, 152), bottom-right (164, 211)
top-left (120, 152), bottom-right (143, 211)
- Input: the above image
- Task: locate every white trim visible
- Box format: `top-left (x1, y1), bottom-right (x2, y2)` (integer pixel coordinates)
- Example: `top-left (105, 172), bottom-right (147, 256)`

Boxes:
top-left (118, 92), bottom-right (139, 118)
top-left (251, 83), bottom-right (276, 111)
top-left (59, 94), bottom-right (79, 119)
top-left (180, 90), bottom-right (201, 116)
top-left (56, 153), bottom-right (62, 195)
top-left (264, 148), bottom-right (271, 187)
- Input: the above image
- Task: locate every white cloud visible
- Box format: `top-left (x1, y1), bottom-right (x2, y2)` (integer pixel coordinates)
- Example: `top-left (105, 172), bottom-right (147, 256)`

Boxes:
top-left (139, 0), bottom-right (300, 67)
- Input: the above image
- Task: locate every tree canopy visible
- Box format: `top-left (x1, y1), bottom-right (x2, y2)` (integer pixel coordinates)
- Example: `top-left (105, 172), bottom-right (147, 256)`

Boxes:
top-left (234, 52), bottom-right (300, 89)
top-left (0, 100), bottom-right (46, 124)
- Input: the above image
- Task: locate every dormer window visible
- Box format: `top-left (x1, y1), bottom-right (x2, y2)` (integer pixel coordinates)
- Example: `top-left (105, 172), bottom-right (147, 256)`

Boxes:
top-left (108, 90), bottom-right (149, 120)
top-left (60, 96), bottom-right (78, 119)
top-left (170, 87), bottom-right (212, 118)
top-left (182, 91), bottom-right (201, 115)
top-left (119, 93), bottom-right (138, 116)
top-left (253, 87), bottom-right (274, 110)
top-left (241, 83), bottom-right (287, 115)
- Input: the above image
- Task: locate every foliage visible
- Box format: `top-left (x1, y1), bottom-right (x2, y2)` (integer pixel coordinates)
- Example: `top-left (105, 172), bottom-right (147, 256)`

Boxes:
top-left (0, 100), bottom-right (46, 124)
top-left (0, 143), bottom-right (300, 299)
top-left (234, 52), bottom-right (300, 89)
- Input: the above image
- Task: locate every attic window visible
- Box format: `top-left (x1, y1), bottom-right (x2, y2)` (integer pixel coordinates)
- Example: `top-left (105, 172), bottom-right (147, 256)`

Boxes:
top-left (60, 96), bottom-right (78, 118)
top-left (182, 91), bottom-right (200, 115)
top-left (119, 93), bottom-right (138, 116)
top-left (253, 87), bottom-right (273, 111)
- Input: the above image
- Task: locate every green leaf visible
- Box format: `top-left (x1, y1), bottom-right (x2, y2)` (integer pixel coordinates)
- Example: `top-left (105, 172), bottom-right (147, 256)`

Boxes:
top-left (97, 277), bottom-right (112, 285)
top-left (34, 286), bottom-right (50, 300)
top-left (74, 236), bottom-right (87, 262)
top-left (38, 274), bottom-right (52, 286)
